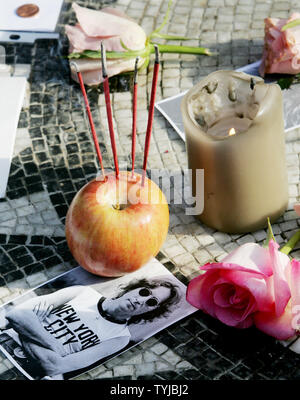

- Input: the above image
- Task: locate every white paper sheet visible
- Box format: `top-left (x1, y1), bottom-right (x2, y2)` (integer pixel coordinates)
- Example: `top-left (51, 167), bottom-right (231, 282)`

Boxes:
top-left (0, 0), bottom-right (63, 33)
top-left (0, 77), bottom-right (27, 198)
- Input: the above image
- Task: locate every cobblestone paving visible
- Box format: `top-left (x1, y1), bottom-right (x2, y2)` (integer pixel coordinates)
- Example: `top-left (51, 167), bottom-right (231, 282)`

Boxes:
top-left (1, 0), bottom-right (300, 380)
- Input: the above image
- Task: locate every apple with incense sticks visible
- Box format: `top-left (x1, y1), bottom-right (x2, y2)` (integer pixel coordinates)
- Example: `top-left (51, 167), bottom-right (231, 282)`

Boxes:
top-left (66, 45), bottom-right (168, 277)
top-left (65, 171), bottom-right (169, 277)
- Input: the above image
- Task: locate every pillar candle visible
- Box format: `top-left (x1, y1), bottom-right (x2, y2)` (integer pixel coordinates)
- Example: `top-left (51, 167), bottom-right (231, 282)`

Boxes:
top-left (181, 70), bottom-right (288, 233)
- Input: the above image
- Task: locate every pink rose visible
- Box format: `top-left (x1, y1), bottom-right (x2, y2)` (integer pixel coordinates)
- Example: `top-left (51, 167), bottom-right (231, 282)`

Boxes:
top-left (65, 3), bottom-right (211, 86)
top-left (65, 3), bottom-right (147, 85)
top-left (294, 203), bottom-right (300, 216)
top-left (186, 240), bottom-right (297, 340)
top-left (260, 13), bottom-right (300, 76)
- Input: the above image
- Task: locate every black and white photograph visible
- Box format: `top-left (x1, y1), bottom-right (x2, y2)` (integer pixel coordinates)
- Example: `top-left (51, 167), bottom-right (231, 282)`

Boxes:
top-left (0, 259), bottom-right (196, 380)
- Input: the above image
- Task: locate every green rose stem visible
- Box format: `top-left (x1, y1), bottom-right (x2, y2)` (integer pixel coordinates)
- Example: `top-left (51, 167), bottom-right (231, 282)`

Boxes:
top-left (265, 217), bottom-right (300, 255)
top-left (68, 0), bottom-right (213, 62)
top-left (150, 43), bottom-right (212, 56)
top-left (68, 42), bottom-right (212, 60)
top-left (280, 230), bottom-right (300, 255)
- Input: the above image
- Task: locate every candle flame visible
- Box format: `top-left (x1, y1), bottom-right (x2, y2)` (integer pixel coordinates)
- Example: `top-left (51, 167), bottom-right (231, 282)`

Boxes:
top-left (228, 128), bottom-right (236, 136)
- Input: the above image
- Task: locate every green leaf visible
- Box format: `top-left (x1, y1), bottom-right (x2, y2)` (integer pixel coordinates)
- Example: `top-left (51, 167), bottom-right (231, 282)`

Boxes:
top-left (281, 19), bottom-right (300, 31)
top-left (262, 218), bottom-right (300, 255)
top-left (277, 76), bottom-right (294, 90)
top-left (277, 74), bottom-right (300, 90)
top-left (280, 229), bottom-right (300, 255)
top-left (263, 217), bottom-right (276, 248)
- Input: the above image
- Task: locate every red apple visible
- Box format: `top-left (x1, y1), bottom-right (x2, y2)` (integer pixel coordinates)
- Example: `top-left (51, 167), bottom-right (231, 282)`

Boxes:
top-left (65, 171), bottom-right (169, 277)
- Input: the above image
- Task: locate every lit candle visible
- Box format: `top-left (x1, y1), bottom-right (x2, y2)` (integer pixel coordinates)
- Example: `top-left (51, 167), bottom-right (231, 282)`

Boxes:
top-left (181, 70), bottom-right (288, 233)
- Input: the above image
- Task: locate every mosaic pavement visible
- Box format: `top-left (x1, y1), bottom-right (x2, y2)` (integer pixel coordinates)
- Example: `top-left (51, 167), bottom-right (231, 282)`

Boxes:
top-left (1, 0), bottom-right (300, 380)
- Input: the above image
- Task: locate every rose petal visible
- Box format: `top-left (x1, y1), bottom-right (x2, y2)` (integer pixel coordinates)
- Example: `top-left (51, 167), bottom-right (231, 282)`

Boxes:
top-left (212, 284), bottom-right (257, 328)
top-left (260, 13), bottom-right (300, 75)
top-left (220, 270), bottom-right (274, 313)
top-left (268, 240), bottom-right (291, 316)
top-left (235, 315), bottom-right (255, 329)
top-left (230, 286), bottom-right (249, 308)
top-left (291, 259), bottom-right (300, 320)
top-left (72, 3), bottom-right (146, 50)
top-left (202, 243), bottom-right (273, 277)
top-left (186, 271), bottom-right (224, 317)
top-left (214, 296), bottom-right (256, 328)
top-left (240, 296), bottom-right (257, 321)
top-left (65, 23), bottom-right (131, 53)
top-left (65, 24), bottom-right (103, 53)
top-left (70, 57), bottom-right (145, 85)
top-left (254, 302), bottom-right (295, 340)
top-left (213, 284), bottom-right (235, 308)
top-left (294, 203), bottom-right (300, 217)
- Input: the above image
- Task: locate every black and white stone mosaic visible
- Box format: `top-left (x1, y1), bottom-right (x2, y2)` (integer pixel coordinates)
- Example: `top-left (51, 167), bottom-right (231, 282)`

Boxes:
top-left (1, 0), bottom-right (300, 381)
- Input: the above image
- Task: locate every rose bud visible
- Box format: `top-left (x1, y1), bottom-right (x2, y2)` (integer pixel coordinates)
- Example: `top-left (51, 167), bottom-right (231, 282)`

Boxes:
top-left (260, 13), bottom-right (300, 76)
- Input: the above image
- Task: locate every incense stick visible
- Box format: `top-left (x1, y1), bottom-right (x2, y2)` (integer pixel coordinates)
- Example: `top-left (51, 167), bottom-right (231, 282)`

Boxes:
top-left (131, 57), bottom-right (139, 179)
top-left (70, 61), bottom-right (105, 179)
top-left (142, 45), bottom-right (160, 186)
top-left (101, 42), bottom-right (119, 179)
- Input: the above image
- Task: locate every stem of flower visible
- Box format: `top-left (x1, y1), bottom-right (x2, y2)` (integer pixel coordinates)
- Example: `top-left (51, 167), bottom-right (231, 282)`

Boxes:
top-left (280, 229), bottom-right (300, 255)
top-left (150, 43), bottom-right (212, 56)
top-left (69, 41), bottom-right (213, 61)
top-left (151, 0), bottom-right (173, 36)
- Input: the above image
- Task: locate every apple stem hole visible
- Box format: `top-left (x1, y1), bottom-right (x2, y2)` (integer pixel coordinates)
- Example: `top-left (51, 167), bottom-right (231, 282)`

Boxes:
top-left (112, 203), bottom-right (128, 211)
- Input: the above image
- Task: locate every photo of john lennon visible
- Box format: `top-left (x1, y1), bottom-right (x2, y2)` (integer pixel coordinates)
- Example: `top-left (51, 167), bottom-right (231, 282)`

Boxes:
top-left (0, 259), bottom-right (196, 380)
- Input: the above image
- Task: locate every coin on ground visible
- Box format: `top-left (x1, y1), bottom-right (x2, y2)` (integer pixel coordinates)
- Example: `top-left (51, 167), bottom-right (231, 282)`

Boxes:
top-left (16, 4), bottom-right (39, 18)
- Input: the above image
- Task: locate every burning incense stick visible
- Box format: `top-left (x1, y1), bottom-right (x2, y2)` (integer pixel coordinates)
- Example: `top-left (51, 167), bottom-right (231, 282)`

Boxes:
top-left (131, 57), bottom-right (139, 179)
top-left (101, 42), bottom-right (119, 179)
top-left (142, 45), bottom-right (160, 186)
top-left (70, 61), bottom-right (105, 179)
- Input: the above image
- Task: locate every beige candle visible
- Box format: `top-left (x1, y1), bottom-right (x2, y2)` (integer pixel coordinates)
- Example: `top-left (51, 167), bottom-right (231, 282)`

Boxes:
top-left (181, 70), bottom-right (288, 233)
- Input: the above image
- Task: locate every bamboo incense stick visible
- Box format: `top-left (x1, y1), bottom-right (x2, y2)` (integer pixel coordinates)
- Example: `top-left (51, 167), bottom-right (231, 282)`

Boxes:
top-left (142, 45), bottom-right (160, 186)
top-left (70, 61), bottom-right (105, 179)
top-left (131, 57), bottom-right (139, 179)
top-left (101, 42), bottom-right (119, 179)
